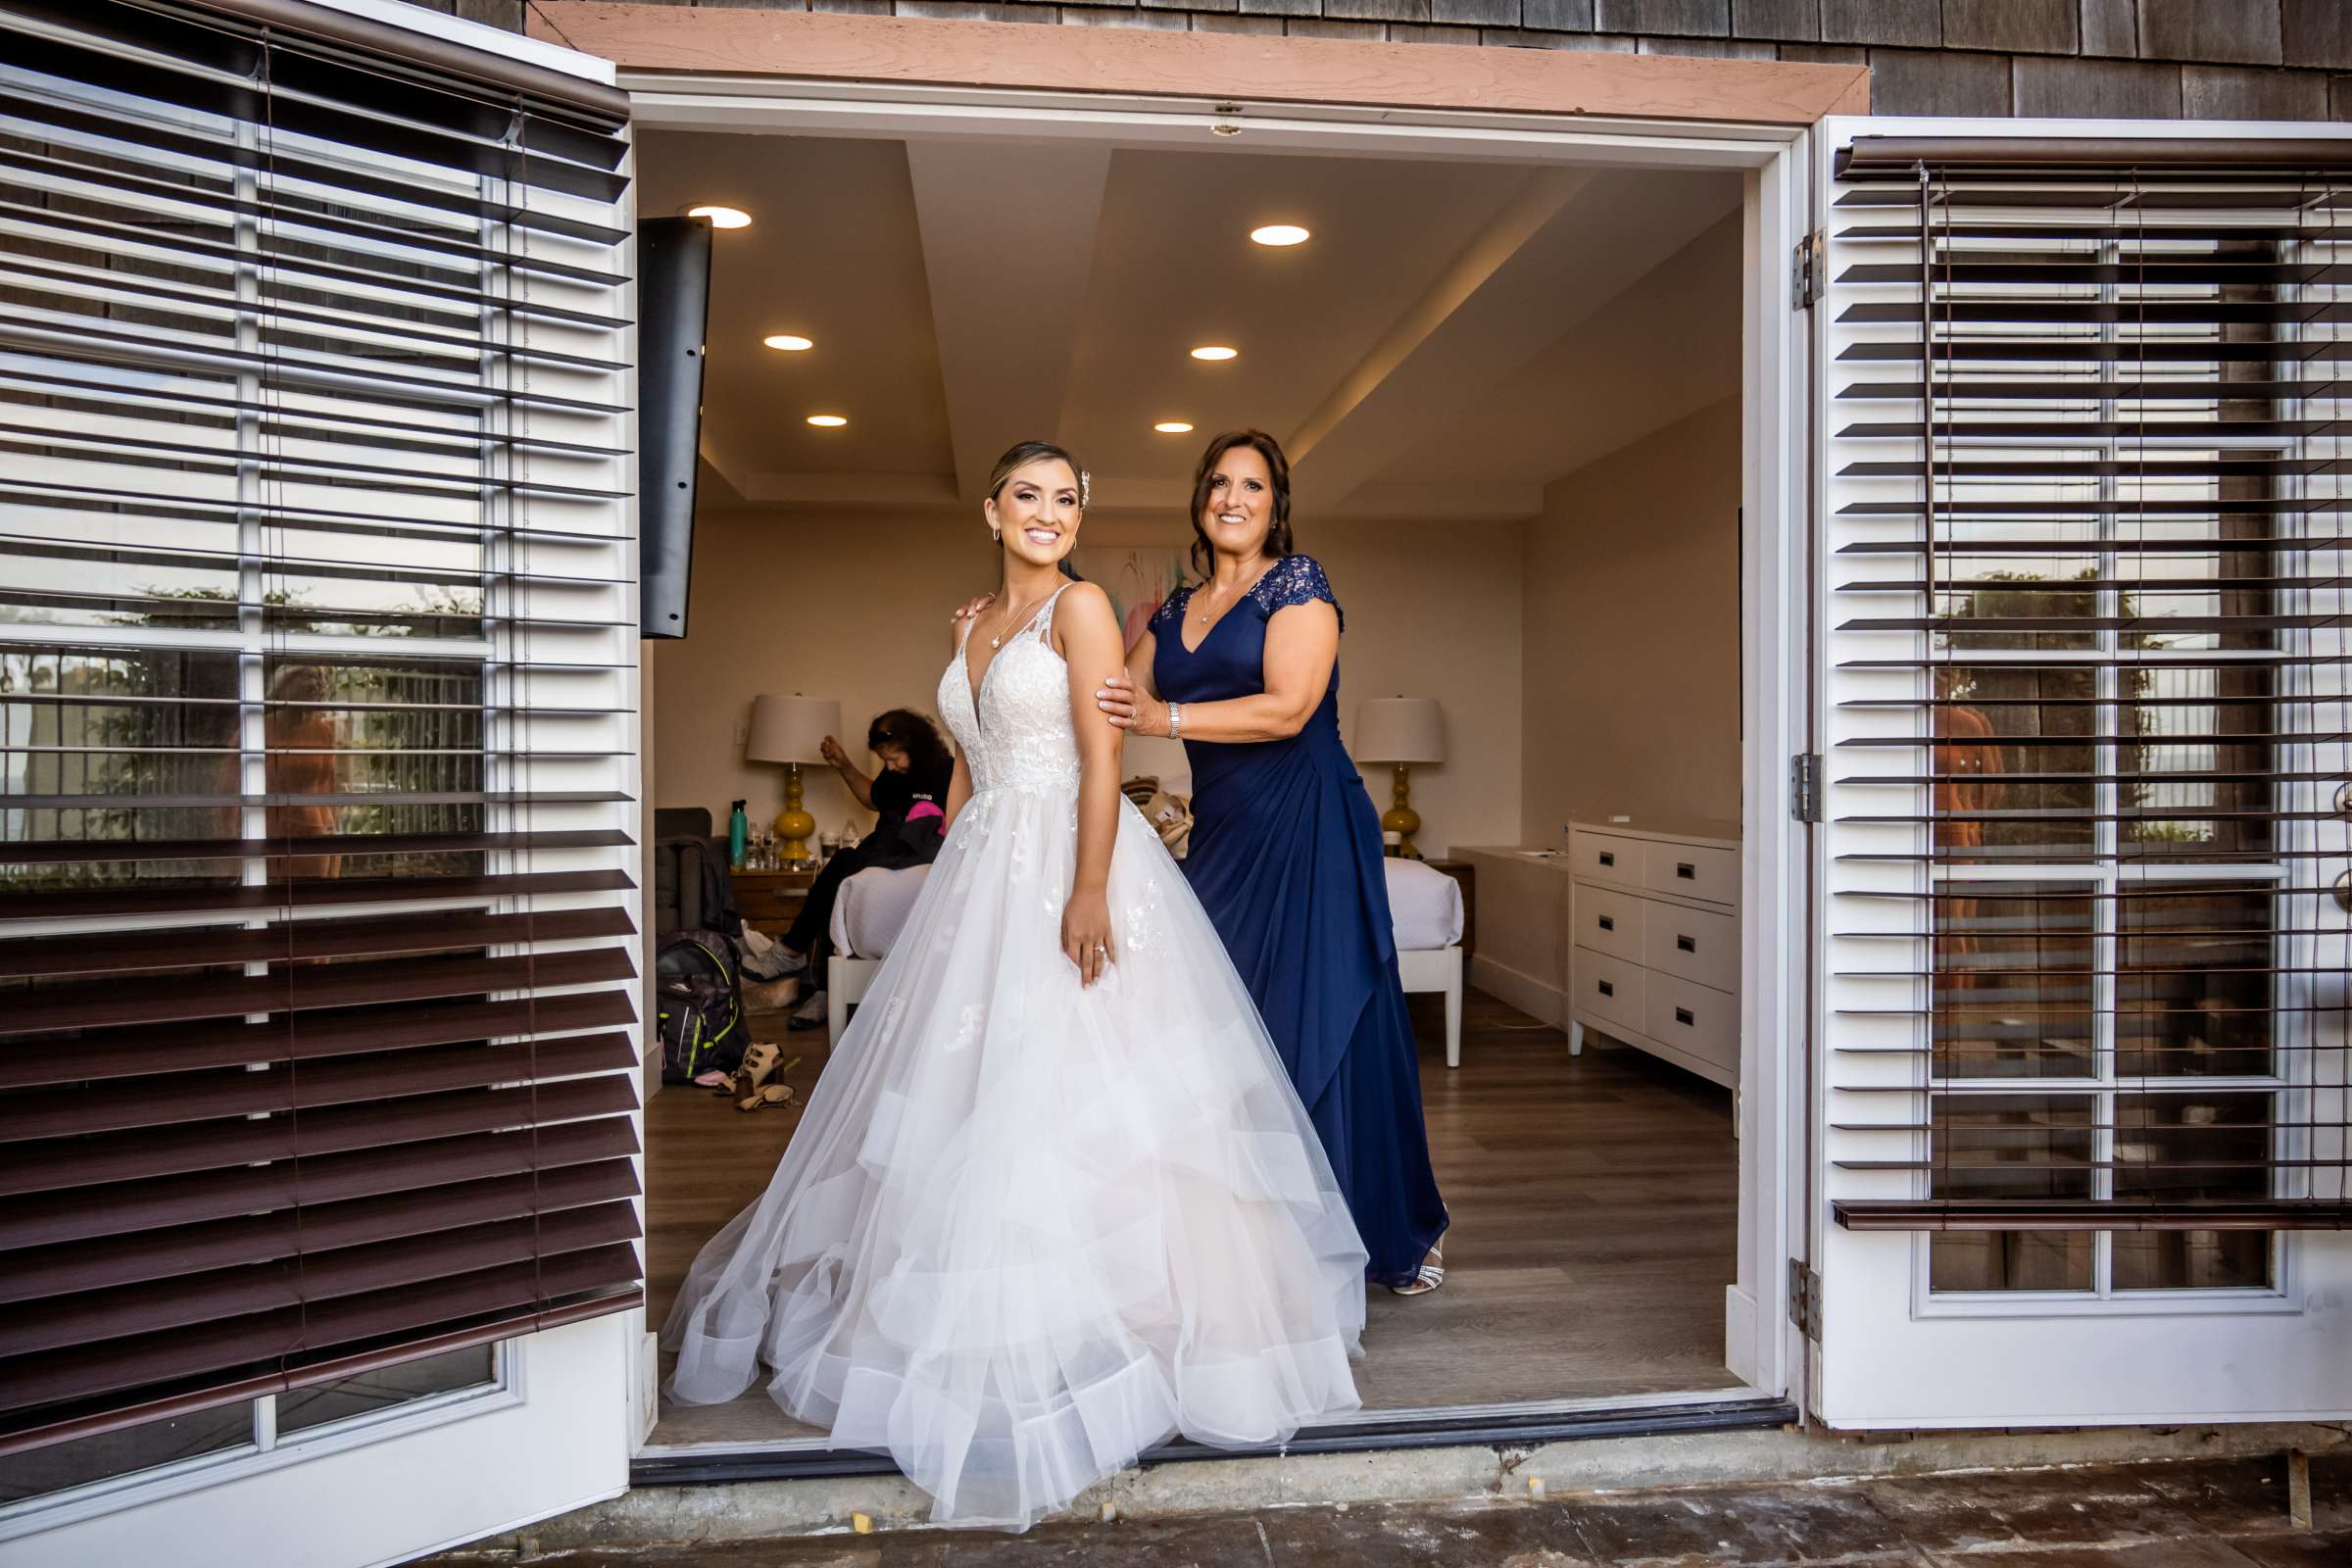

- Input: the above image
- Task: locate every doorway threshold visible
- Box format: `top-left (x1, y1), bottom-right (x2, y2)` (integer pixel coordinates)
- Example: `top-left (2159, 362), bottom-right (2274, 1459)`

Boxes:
top-left (630, 1386), bottom-right (1795, 1487)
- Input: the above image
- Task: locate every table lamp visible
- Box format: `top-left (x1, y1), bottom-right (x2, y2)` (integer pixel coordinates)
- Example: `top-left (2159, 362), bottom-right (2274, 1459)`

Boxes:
top-left (1355, 696), bottom-right (1445, 860)
top-left (746, 693), bottom-right (840, 865)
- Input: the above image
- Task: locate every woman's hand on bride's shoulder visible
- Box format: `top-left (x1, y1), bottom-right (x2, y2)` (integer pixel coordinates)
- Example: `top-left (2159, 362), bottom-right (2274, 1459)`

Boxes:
top-left (1097, 673), bottom-right (1168, 737)
top-left (947, 593), bottom-right (994, 651)
top-left (1061, 888), bottom-right (1115, 988)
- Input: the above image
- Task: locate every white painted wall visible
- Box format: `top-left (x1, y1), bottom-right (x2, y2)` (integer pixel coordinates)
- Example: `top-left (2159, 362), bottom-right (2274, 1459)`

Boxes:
top-left (1520, 396), bottom-right (1743, 847)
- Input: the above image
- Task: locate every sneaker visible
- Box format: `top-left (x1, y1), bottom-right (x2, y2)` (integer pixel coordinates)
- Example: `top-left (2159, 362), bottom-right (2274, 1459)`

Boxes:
top-left (787, 988), bottom-right (828, 1032)
top-left (744, 976), bottom-right (800, 1013)
top-left (769, 944), bottom-right (809, 976)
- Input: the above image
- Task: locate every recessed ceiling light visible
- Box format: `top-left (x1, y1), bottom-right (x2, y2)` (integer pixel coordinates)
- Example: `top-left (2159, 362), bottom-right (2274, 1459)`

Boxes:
top-left (1154, 421), bottom-right (1195, 434)
top-left (762, 334), bottom-right (813, 352)
top-left (1250, 223), bottom-right (1310, 247)
top-left (687, 205), bottom-right (751, 229)
top-left (1190, 346), bottom-right (1238, 362)
top-left (806, 414), bottom-right (848, 428)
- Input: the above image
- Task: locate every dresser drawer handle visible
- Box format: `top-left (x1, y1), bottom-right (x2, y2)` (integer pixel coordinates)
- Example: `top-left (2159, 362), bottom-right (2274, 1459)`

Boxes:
top-left (1597, 979), bottom-right (1614, 998)
top-left (1674, 1005), bottom-right (1695, 1026)
top-left (1676, 861), bottom-right (1695, 880)
top-left (1597, 914), bottom-right (1615, 932)
top-left (1676, 934), bottom-right (1696, 954)
top-left (1598, 851), bottom-right (1615, 867)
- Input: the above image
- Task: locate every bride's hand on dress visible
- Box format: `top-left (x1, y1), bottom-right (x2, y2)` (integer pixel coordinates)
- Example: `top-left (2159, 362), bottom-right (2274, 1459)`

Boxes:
top-left (1097, 674), bottom-right (1167, 737)
top-left (1061, 888), bottom-right (1115, 988)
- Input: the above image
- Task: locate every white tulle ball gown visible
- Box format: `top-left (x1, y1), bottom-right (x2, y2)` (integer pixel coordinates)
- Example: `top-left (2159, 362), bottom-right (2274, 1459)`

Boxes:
top-left (662, 582), bottom-right (1367, 1529)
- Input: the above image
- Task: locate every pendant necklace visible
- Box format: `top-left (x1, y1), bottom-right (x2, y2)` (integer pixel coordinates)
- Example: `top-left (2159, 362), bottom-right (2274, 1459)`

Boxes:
top-left (990, 590), bottom-right (1042, 649)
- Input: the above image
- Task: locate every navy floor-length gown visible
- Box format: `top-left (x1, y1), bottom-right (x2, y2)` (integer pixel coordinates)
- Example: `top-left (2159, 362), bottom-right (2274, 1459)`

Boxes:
top-left (1151, 555), bottom-right (1446, 1288)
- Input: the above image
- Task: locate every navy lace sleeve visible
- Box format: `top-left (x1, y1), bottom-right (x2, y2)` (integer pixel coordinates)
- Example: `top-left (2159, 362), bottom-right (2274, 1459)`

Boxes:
top-left (1148, 587), bottom-right (1191, 635)
top-left (1249, 554), bottom-right (1344, 633)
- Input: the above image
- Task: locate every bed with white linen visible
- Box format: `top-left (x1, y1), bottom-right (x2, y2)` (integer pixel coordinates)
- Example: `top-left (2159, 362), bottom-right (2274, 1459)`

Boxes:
top-left (828, 855), bottom-right (1469, 1064)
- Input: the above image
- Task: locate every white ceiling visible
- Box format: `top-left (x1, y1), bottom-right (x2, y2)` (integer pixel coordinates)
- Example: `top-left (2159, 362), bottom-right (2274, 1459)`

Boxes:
top-left (637, 130), bottom-right (1741, 525)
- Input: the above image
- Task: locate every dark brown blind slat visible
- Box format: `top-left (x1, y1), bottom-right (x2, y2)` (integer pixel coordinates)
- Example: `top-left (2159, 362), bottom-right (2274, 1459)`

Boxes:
top-left (1838, 136), bottom-right (2352, 176)
top-left (5, 950), bottom-right (635, 1037)
top-left (0, 1119), bottom-right (638, 1252)
top-left (2, 828), bottom-right (632, 866)
top-left (1843, 377), bottom-right (2352, 400)
top-left (0, 1202), bottom-right (642, 1361)
top-left (0, 906), bottom-right (633, 979)
top-left (0, 993), bottom-right (638, 1091)
top-left (0, 869), bottom-right (635, 923)
top-left (0, 1030), bottom-right (637, 1131)
top-left (0, 1160), bottom-right (639, 1305)
top-left (0, 1286), bottom-right (642, 1464)
top-left (1834, 1200), bottom-right (2352, 1231)
top-left (0, 1074), bottom-right (638, 1198)
top-left (0, 1246), bottom-right (640, 1416)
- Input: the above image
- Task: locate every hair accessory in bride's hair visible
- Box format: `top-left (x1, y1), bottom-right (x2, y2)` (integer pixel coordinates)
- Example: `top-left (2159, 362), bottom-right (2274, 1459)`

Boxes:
top-left (1079, 469), bottom-right (1092, 511)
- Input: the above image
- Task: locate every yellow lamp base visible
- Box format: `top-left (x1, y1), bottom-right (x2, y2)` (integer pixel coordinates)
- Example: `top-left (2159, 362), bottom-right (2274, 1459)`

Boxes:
top-left (1382, 763), bottom-right (1424, 860)
top-left (772, 761), bottom-right (818, 865)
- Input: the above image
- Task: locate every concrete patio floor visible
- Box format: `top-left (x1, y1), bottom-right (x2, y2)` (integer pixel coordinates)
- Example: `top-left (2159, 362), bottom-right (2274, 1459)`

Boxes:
top-left (431, 1452), bottom-right (2347, 1566)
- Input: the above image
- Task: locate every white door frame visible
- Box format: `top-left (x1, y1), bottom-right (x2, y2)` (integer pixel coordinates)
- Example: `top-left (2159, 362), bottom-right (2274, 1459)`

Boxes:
top-left (621, 75), bottom-right (1820, 1435)
top-left (0, 1318), bottom-right (636, 1568)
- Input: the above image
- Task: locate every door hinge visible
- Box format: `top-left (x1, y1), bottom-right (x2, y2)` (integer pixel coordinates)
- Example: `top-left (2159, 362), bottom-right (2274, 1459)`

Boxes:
top-left (1788, 1257), bottom-right (1822, 1342)
top-left (1790, 752), bottom-right (1824, 824)
top-left (1793, 230), bottom-right (1825, 311)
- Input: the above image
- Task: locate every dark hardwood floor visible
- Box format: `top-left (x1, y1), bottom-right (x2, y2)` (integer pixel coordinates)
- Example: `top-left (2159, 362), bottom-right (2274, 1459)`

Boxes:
top-left (645, 987), bottom-right (1740, 1447)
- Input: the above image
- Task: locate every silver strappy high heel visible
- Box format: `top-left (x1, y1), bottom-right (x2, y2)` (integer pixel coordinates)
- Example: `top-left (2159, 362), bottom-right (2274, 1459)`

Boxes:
top-left (1391, 1244), bottom-right (1445, 1298)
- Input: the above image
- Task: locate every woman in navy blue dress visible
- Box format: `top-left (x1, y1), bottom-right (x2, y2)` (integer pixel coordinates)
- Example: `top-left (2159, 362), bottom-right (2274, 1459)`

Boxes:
top-left (1099, 430), bottom-right (1447, 1295)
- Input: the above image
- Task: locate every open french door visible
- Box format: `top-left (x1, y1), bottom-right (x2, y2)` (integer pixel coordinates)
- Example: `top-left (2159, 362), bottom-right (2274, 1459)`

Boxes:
top-left (1811, 115), bottom-right (2352, 1428)
top-left (0, 2), bottom-right (643, 1563)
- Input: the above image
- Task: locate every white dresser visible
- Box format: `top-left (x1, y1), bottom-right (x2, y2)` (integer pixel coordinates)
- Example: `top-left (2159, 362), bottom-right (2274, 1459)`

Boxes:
top-left (1566, 818), bottom-right (1740, 1089)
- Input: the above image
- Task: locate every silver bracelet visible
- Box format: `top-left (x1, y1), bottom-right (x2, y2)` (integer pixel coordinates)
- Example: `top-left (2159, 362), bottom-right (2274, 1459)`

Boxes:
top-left (1167, 702), bottom-right (1183, 740)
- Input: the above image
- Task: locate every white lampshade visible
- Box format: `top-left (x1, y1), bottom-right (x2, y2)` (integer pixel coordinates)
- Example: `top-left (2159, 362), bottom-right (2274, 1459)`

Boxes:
top-left (1355, 697), bottom-right (1444, 765)
top-left (746, 694), bottom-right (839, 765)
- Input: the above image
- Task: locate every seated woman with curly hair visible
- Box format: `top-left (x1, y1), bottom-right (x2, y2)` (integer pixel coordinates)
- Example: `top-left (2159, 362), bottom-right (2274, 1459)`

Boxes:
top-left (750, 708), bottom-right (954, 1027)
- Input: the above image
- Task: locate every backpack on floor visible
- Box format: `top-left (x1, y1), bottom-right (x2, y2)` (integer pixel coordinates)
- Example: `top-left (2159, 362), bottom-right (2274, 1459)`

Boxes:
top-left (656, 927), bottom-right (745, 1084)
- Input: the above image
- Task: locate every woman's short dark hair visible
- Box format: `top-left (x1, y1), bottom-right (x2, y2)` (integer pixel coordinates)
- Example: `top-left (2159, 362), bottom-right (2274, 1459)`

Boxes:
top-left (1186, 429), bottom-right (1294, 575)
top-left (867, 709), bottom-right (953, 778)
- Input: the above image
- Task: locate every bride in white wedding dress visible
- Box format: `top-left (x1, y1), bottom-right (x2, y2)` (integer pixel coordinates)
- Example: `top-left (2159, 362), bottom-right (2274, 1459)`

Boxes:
top-left (662, 441), bottom-right (1367, 1529)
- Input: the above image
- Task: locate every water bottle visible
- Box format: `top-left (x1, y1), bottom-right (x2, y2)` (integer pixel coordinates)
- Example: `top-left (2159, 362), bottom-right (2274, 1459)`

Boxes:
top-left (728, 799), bottom-right (748, 869)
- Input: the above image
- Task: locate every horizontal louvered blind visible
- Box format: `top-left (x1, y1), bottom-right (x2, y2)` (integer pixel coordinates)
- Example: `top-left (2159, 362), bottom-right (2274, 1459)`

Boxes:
top-left (0, 0), bottom-right (642, 1446)
top-left (1821, 138), bottom-right (2352, 1290)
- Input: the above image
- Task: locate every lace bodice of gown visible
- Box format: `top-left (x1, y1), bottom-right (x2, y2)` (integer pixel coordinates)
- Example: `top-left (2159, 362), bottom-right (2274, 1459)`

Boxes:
top-left (937, 581), bottom-right (1080, 797)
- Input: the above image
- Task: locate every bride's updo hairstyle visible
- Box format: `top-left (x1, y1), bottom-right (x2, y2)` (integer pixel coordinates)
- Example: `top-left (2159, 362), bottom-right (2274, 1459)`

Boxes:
top-left (1186, 428), bottom-right (1293, 575)
top-left (986, 439), bottom-right (1088, 581)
